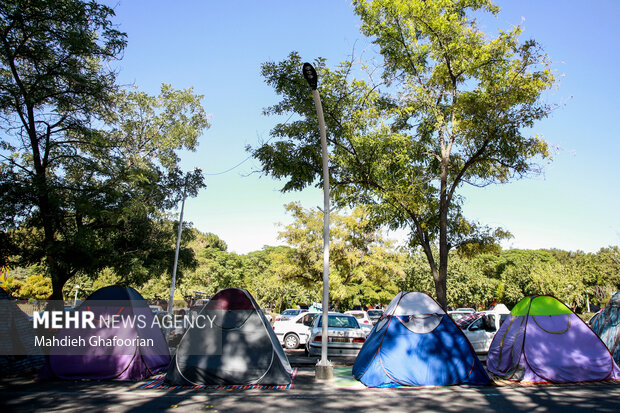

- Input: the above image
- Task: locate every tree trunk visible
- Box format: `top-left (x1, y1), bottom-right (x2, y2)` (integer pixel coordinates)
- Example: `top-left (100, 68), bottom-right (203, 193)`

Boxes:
top-left (417, 238), bottom-right (447, 309)
top-left (28, 107), bottom-right (66, 301)
top-left (436, 157), bottom-right (450, 311)
top-left (34, 164), bottom-right (66, 301)
top-left (436, 208), bottom-right (449, 310)
top-left (434, 258), bottom-right (448, 311)
top-left (49, 267), bottom-right (66, 302)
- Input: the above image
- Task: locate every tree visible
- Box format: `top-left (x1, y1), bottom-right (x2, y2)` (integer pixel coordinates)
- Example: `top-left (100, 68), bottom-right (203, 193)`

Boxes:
top-left (0, 1), bottom-right (209, 299)
top-left (179, 244), bottom-right (246, 298)
top-left (400, 249), bottom-right (497, 309)
top-left (187, 229), bottom-right (229, 252)
top-left (590, 247), bottom-right (620, 298)
top-left (250, 0), bottom-right (554, 309)
top-left (485, 249), bottom-right (587, 310)
top-left (243, 246), bottom-right (319, 312)
top-left (277, 203), bottom-right (405, 309)
top-left (18, 273), bottom-right (52, 300)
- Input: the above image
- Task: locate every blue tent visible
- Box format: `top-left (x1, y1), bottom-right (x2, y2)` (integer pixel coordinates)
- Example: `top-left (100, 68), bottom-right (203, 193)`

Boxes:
top-left (353, 292), bottom-right (490, 387)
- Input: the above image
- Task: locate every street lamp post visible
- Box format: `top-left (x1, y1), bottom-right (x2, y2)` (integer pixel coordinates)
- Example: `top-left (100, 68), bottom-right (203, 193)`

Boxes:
top-left (302, 62), bottom-right (333, 380)
top-left (73, 285), bottom-right (80, 307)
top-left (168, 182), bottom-right (187, 316)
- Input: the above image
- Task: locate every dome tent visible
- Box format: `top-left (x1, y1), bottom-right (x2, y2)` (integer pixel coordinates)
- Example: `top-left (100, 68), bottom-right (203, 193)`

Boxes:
top-left (0, 287), bottom-right (45, 375)
top-left (487, 295), bottom-right (620, 384)
top-left (591, 291), bottom-right (620, 364)
top-left (353, 291), bottom-right (490, 387)
top-left (39, 285), bottom-right (170, 380)
top-left (165, 288), bottom-right (292, 386)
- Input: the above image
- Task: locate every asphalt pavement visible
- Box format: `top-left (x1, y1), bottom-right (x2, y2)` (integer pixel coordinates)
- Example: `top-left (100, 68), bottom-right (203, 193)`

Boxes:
top-left (1, 351), bottom-right (619, 413)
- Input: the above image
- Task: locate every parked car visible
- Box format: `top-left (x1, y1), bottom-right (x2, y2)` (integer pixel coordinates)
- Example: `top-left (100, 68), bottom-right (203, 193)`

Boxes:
top-left (273, 312), bottom-right (319, 349)
top-left (461, 305), bottom-right (510, 354)
top-left (455, 312), bottom-right (481, 329)
top-left (306, 313), bottom-right (366, 357)
top-left (344, 310), bottom-right (373, 335)
top-left (367, 309), bottom-right (384, 325)
top-left (186, 298), bottom-right (211, 319)
top-left (149, 304), bottom-right (164, 313)
top-left (274, 308), bottom-right (306, 323)
top-left (168, 308), bottom-right (190, 347)
top-left (448, 307), bottom-right (476, 322)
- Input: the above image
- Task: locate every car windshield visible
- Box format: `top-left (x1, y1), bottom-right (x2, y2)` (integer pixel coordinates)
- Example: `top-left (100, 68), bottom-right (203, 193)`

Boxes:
top-left (282, 310), bottom-right (299, 316)
top-left (349, 313), bottom-right (365, 319)
top-left (318, 315), bottom-right (360, 329)
top-left (367, 310), bottom-right (383, 317)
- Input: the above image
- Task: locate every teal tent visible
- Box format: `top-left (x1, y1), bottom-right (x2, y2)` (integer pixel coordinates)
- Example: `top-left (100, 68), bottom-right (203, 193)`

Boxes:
top-left (591, 291), bottom-right (620, 365)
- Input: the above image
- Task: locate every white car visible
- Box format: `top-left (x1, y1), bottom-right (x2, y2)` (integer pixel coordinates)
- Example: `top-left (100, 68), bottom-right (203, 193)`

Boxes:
top-left (306, 313), bottom-right (367, 357)
top-left (149, 304), bottom-right (164, 313)
top-left (461, 304), bottom-right (510, 354)
top-left (344, 310), bottom-right (373, 335)
top-left (274, 308), bottom-right (306, 323)
top-left (273, 312), bottom-right (319, 349)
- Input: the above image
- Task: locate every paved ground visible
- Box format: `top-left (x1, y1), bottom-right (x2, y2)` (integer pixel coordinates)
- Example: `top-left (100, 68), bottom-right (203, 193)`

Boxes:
top-left (1, 351), bottom-right (619, 413)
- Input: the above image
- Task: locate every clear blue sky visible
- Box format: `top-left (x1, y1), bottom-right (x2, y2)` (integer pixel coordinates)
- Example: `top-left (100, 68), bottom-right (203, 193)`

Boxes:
top-left (104, 0), bottom-right (620, 254)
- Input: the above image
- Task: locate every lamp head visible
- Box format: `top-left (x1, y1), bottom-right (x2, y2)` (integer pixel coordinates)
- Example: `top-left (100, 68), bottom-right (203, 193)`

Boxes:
top-left (302, 62), bottom-right (318, 90)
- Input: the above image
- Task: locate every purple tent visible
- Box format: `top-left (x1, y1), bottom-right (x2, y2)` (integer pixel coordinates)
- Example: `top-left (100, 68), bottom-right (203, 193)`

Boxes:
top-left (38, 286), bottom-right (170, 380)
top-left (487, 295), bottom-right (620, 384)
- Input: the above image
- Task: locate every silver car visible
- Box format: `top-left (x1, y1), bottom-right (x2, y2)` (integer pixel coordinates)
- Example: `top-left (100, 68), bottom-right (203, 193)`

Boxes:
top-left (306, 313), bottom-right (366, 357)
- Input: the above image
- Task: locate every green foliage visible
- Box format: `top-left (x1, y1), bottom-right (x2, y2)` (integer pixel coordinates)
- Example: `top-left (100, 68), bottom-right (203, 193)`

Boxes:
top-left (173, 234), bottom-right (619, 314)
top-left (446, 254), bottom-right (497, 308)
top-left (10, 223), bottom-right (619, 314)
top-left (193, 231), bottom-right (229, 252)
top-left (0, 0), bottom-right (209, 299)
top-left (250, 1), bottom-right (555, 309)
top-left (401, 249), bottom-right (496, 308)
top-left (395, 245), bottom-right (620, 312)
top-left (139, 275), bottom-right (171, 301)
top-left (164, 208), bottom-right (408, 312)
top-left (488, 250), bottom-right (582, 307)
top-left (18, 274), bottom-right (52, 300)
top-left (276, 203), bottom-right (405, 310)
top-left (242, 246), bottom-right (318, 312)
top-left (398, 249), bottom-right (435, 293)
top-left (92, 268), bottom-right (122, 293)
top-left (62, 273), bottom-right (94, 299)
top-left (2, 276), bottom-right (23, 296)
top-left (174, 235), bottom-right (320, 311)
